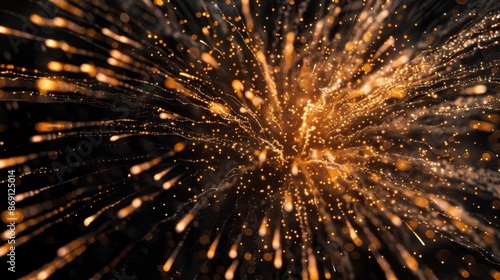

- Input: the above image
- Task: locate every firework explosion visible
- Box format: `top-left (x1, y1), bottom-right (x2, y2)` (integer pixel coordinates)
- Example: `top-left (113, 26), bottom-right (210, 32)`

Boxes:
top-left (0, 0), bottom-right (499, 279)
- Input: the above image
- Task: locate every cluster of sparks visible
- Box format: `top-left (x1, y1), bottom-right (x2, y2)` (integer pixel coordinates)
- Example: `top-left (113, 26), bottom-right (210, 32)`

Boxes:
top-left (0, 0), bottom-right (499, 279)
